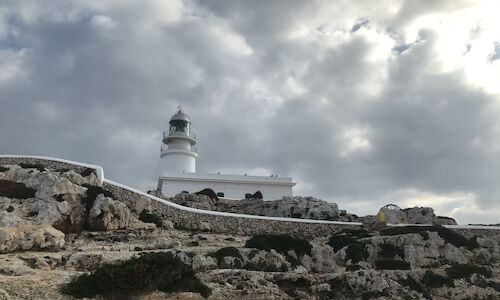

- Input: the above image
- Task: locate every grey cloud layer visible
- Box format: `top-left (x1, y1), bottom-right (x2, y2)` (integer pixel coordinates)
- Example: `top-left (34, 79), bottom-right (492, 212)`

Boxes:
top-left (1, 0), bottom-right (499, 223)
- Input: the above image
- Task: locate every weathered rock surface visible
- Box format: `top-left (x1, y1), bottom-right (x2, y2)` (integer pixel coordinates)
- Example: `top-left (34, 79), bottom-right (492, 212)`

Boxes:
top-left (172, 193), bottom-right (217, 211)
top-left (0, 224), bottom-right (64, 253)
top-left (380, 205), bottom-right (457, 225)
top-left (239, 196), bottom-right (341, 220)
top-left (1, 160), bottom-right (499, 300)
top-left (0, 165), bottom-right (150, 234)
top-left (168, 193), bottom-right (353, 221)
top-left (88, 194), bottom-right (133, 231)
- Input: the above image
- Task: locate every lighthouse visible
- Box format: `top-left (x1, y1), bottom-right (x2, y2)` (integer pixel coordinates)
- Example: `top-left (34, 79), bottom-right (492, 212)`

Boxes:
top-left (157, 107), bottom-right (295, 200)
top-left (159, 107), bottom-right (198, 176)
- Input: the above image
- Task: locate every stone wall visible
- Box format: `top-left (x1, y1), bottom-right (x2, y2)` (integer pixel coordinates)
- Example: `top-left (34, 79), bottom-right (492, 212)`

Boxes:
top-left (103, 181), bottom-right (360, 239)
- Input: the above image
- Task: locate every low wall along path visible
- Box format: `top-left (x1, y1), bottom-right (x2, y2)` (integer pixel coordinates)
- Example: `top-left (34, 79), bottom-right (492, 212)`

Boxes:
top-left (1, 155), bottom-right (499, 239)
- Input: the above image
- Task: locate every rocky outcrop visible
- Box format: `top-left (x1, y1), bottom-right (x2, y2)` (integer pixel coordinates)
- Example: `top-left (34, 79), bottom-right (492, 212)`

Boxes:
top-left (0, 164), bottom-right (151, 234)
top-left (1, 158), bottom-right (499, 300)
top-left (173, 193), bottom-right (216, 211)
top-left (239, 196), bottom-right (341, 220)
top-left (88, 194), bottom-right (135, 231)
top-left (165, 193), bottom-right (359, 222)
top-left (0, 224), bottom-right (64, 253)
top-left (379, 205), bottom-right (457, 225)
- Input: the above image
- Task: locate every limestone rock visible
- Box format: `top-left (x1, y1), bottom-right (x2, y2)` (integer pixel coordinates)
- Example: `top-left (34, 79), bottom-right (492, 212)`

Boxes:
top-left (311, 245), bottom-right (337, 273)
top-left (0, 224), bottom-right (65, 253)
top-left (240, 196), bottom-right (340, 220)
top-left (88, 194), bottom-right (134, 231)
top-left (192, 254), bottom-right (217, 272)
top-left (439, 243), bottom-right (469, 264)
top-left (183, 220), bottom-right (211, 231)
top-left (173, 193), bottom-right (216, 211)
top-left (249, 249), bottom-right (289, 271)
top-left (434, 216), bottom-right (458, 225)
top-left (380, 206), bottom-right (438, 224)
top-left (405, 207), bottom-right (435, 224)
top-left (300, 255), bottom-right (313, 271)
top-left (0, 288), bottom-right (9, 300)
top-left (65, 253), bottom-right (102, 271)
top-left (0, 211), bottom-right (25, 227)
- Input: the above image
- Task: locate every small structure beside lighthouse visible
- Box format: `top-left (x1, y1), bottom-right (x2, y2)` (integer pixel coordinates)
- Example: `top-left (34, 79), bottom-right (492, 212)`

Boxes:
top-left (157, 107), bottom-right (296, 200)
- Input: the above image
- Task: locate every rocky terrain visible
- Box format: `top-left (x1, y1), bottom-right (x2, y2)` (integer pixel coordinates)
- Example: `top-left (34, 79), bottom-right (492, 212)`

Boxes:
top-left (0, 161), bottom-right (499, 299)
top-left (168, 192), bottom-right (358, 221)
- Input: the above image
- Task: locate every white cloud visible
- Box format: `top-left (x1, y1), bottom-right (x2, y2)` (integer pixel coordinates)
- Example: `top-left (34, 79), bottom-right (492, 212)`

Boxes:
top-left (1, 0), bottom-right (500, 225)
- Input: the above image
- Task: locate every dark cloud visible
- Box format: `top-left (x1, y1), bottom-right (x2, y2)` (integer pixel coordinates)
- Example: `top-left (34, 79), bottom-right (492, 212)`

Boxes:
top-left (1, 0), bottom-right (499, 223)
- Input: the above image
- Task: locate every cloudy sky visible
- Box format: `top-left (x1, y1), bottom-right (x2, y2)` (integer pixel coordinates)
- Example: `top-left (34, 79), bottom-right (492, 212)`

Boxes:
top-left (1, 0), bottom-right (500, 224)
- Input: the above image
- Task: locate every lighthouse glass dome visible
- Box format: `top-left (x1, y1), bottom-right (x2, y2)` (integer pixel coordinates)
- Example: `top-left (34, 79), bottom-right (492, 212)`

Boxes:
top-left (169, 110), bottom-right (191, 135)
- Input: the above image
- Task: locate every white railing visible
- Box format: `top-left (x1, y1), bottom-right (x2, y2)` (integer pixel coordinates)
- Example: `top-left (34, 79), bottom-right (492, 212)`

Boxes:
top-left (163, 131), bottom-right (196, 140)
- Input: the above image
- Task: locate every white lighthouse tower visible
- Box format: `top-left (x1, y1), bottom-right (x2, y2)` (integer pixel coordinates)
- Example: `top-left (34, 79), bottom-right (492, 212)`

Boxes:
top-left (157, 106), bottom-right (295, 199)
top-left (159, 107), bottom-right (197, 176)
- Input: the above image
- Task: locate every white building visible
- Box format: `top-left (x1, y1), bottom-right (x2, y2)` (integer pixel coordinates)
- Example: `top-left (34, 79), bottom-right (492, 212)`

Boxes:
top-left (157, 108), bottom-right (296, 200)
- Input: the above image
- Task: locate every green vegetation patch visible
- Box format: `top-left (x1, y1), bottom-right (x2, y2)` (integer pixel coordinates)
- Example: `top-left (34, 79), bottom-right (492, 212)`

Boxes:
top-left (245, 234), bottom-right (312, 257)
top-left (380, 225), bottom-right (479, 250)
top-left (446, 264), bottom-right (492, 279)
top-left (327, 229), bottom-right (371, 264)
top-left (80, 168), bottom-right (95, 177)
top-left (194, 188), bottom-right (218, 200)
top-left (346, 243), bottom-right (369, 264)
top-left (19, 163), bottom-right (45, 172)
top-left (421, 270), bottom-right (454, 288)
top-left (62, 252), bottom-right (211, 299)
top-left (327, 229), bottom-right (371, 252)
top-left (81, 184), bottom-right (114, 211)
top-left (399, 275), bottom-right (423, 293)
top-left (211, 247), bottom-right (243, 265)
top-left (0, 179), bottom-right (36, 199)
top-left (276, 278), bottom-right (311, 298)
top-left (378, 243), bottom-right (404, 259)
top-left (346, 264), bottom-right (361, 272)
top-left (139, 210), bottom-right (163, 228)
top-left (374, 259), bottom-right (410, 270)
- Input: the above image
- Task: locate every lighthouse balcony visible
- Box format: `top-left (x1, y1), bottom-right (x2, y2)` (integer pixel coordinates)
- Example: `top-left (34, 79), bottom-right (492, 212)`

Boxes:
top-left (161, 146), bottom-right (198, 158)
top-left (162, 130), bottom-right (196, 144)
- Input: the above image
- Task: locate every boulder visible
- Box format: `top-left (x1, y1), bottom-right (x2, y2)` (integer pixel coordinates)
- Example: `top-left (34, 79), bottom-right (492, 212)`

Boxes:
top-left (379, 206), bottom-right (407, 224)
top-left (311, 245), bottom-right (337, 273)
top-left (174, 193), bottom-right (216, 211)
top-left (405, 207), bottom-right (435, 224)
top-left (88, 194), bottom-right (134, 231)
top-left (379, 206), bottom-right (437, 224)
top-left (65, 253), bottom-right (103, 271)
top-left (194, 188), bottom-right (219, 200)
top-left (249, 249), bottom-right (289, 271)
top-left (0, 224), bottom-right (65, 253)
top-left (434, 216), bottom-right (458, 225)
top-left (192, 254), bottom-right (217, 272)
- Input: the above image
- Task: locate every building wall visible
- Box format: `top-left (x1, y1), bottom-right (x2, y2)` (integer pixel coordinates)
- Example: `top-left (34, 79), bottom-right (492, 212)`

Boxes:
top-left (161, 178), bottom-right (293, 200)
